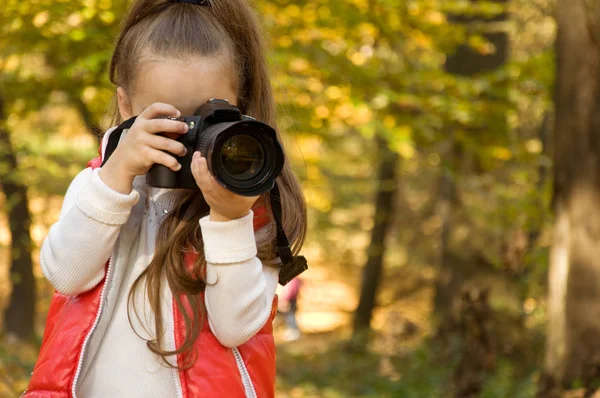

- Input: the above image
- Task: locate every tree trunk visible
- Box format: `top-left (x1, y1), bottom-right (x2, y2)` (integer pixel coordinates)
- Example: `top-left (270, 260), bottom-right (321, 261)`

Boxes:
top-left (545, 0), bottom-right (600, 389)
top-left (437, 1), bottom-right (508, 395)
top-left (433, 149), bottom-right (462, 316)
top-left (353, 135), bottom-right (399, 335)
top-left (0, 94), bottom-right (36, 339)
top-left (435, 0), bottom-right (508, 318)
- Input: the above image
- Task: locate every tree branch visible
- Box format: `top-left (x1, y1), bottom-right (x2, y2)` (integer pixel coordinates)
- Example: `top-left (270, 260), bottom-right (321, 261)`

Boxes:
top-left (69, 94), bottom-right (101, 143)
top-left (586, 0), bottom-right (600, 47)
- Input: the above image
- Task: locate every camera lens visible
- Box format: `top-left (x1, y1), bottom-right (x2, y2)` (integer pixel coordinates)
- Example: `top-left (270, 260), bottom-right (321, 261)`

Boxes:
top-left (220, 135), bottom-right (265, 180)
top-left (194, 119), bottom-right (284, 196)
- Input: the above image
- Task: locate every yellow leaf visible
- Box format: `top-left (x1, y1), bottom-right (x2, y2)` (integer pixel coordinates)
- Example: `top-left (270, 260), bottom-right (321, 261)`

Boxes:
top-left (308, 78), bottom-right (323, 93)
top-left (99, 10), bottom-right (115, 24)
top-left (325, 86), bottom-right (343, 100)
top-left (70, 29), bottom-right (86, 41)
top-left (33, 11), bottom-right (49, 28)
top-left (289, 57), bottom-right (309, 73)
top-left (389, 13), bottom-right (401, 30)
top-left (262, 3), bottom-right (277, 15)
top-left (82, 87), bottom-right (97, 103)
top-left (5, 54), bottom-right (20, 72)
top-left (353, 105), bottom-right (372, 124)
top-left (285, 5), bottom-right (301, 18)
top-left (491, 146), bottom-right (512, 160)
top-left (67, 12), bottom-right (82, 28)
top-left (307, 164), bottom-right (321, 180)
top-left (278, 36), bottom-right (292, 48)
top-left (276, 14), bottom-right (290, 26)
top-left (397, 142), bottom-right (414, 159)
top-left (315, 105), bottom-right (330, 119)
top-left (82, 8), bottom-right (96, 20)
top-left (383, 116), bottom-right (396, 129)
top-left (310, 118), bottom-right (323, 129)
top-left (99, 0), bottom-right (113, 10)
top-left (296, 94), bottom-right (311, 107)
top-left (425, 11), bottom-right (446, 25)
top-left (350, 52), bottom-right (367, 66)
top-left (297, 135), bottom-right (322, 161)
top-left (335, 103), bottom-right (353, 120)
top-left (304, 187), bottom-right (331, 212)
top-left (408, 3), bottom-right (420, 16)
top-left (525, 139), bottom-right (543, 154)
top-left (357, 23), bottom-right (377, 38)
top-left (389, 125), bottom-right (414, 158)
top-left (318, 6), bottom-right (331, 19)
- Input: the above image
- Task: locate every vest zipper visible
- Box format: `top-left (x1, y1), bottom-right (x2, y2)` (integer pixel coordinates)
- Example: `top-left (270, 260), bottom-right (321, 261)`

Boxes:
top-left (232, 347), bottom-right (257, 398)
top-left (71, 254), bottom-right (114, 397)
top-left (171, 365), bottom-right (183, 398)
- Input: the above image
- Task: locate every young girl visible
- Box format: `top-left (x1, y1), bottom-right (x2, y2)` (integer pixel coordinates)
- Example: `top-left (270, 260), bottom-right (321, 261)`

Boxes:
top-left (24, 0), bottom-right (306, 397)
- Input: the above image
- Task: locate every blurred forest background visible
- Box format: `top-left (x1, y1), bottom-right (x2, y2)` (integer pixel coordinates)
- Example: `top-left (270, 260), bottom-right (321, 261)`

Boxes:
top-left (2, 0), bottom-right (600, 396)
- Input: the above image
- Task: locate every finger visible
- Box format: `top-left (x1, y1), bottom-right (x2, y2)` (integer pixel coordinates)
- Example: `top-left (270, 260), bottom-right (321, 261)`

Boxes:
top-left (145, 134), bottom-right (187, 157)
top-left (143, 118), bottom-right (189, 136)
top-left (191, 152), bottom-right (212, 191)
top-left (147, 147), bottom-right (181, 172)
top-left (139, 103), bottom-right (180, 120)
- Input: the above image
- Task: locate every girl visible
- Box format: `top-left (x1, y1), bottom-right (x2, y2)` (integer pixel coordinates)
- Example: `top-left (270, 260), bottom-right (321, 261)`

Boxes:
top-left (24, 0), bottom-right (306, 397)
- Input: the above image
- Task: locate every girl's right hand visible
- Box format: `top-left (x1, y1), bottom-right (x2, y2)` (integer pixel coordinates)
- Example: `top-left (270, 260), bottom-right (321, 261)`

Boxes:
top-left (99, 103), bottom-right (189, 194)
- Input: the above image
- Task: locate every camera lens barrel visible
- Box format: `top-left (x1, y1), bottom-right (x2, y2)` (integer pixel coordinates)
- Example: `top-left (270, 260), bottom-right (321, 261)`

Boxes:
top-left (199, 120), bottom-right (284, 196)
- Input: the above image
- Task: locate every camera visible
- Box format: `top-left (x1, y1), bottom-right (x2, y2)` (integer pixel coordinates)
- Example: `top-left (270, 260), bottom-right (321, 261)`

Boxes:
top-left (147, 99), bottom-right (285, 197)
top-left (101, 99), bottom-right (307, 283)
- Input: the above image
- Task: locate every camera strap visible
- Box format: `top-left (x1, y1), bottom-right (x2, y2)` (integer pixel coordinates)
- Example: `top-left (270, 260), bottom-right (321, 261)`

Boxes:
top-left (270, 184), bottom-right (308, 286)
top-left (101, 116), bottom-right (137, 166)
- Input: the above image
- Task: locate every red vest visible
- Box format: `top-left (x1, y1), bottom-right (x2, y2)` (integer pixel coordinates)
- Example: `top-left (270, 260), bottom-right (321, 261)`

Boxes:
top-left (25, 155), bottom-right (277, 397)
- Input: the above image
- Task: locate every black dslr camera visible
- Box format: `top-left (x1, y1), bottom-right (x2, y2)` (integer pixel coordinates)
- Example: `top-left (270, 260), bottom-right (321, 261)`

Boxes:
top-left (147, 99), bottom-right (285, 196)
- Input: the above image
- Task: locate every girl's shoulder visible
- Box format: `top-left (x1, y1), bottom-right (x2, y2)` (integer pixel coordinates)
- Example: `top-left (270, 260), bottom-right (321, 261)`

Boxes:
top-left (87, 125), bottom-right (120, 170)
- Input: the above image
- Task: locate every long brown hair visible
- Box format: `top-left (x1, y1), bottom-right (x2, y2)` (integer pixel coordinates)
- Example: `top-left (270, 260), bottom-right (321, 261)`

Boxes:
top-left (109, 0), bottom-right (306, 368)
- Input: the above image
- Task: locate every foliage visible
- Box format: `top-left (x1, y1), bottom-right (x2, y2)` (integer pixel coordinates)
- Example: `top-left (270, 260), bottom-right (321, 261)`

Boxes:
top-left (254, 0), bottom-right (555, 281)
top-left (275, 331), bottom-right (543, 398)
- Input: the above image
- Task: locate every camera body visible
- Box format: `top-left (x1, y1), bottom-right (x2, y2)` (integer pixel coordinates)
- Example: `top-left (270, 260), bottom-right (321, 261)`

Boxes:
top-left (147, 99), bottom-right (285, 197)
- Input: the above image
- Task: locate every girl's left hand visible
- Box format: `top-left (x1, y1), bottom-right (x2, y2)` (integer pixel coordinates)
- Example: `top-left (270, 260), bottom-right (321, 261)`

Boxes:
top-left (191, 151), bottom-right (259, 222)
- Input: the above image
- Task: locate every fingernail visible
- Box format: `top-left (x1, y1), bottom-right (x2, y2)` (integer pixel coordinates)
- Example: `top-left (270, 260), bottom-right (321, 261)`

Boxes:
top-left (175, 163), bottom-right (182, 171)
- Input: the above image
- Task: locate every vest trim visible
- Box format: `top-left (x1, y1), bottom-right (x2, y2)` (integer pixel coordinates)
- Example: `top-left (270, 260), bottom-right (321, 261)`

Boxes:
top-left (232, 347), bottom-right (257, 398)
top-left (71, 254), bottom-right (114, 397)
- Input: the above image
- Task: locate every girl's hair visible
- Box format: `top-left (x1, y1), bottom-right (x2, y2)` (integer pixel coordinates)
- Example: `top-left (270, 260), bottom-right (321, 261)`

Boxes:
top-left (109, 0), bottom-right (306, 368)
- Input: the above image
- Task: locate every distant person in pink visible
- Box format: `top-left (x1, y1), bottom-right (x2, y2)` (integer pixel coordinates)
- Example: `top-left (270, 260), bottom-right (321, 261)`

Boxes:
top-left (278, 277), bottom-right (302, 341)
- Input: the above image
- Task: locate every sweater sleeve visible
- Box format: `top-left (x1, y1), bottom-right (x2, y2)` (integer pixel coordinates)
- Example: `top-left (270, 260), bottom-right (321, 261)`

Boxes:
top-left (200, 211), bottom-right (279, 348)
top-left (40, 167), bottom-right (139, 296)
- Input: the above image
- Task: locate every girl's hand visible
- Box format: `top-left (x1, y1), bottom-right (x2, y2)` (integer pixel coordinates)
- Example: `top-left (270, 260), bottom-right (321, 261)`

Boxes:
top-left (99, 103), bottom-right (189, 194)
top-left (191, 152), bottom-right (259, 221)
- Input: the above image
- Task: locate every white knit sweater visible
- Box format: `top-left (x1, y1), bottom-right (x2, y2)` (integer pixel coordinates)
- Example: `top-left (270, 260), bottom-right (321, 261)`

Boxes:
top-left (39, 168), bottom-right (279, 397)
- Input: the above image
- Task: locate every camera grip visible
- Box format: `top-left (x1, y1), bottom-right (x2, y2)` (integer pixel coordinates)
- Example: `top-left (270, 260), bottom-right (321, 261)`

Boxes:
top-left (147, 164), bottom-right (178, 188)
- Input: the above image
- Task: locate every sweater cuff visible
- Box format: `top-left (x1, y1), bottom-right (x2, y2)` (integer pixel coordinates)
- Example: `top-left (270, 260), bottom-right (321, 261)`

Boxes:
top-left (199, 211), bottom-right (257, 264)
top-left (75, 168), bottom-right (139, 225)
